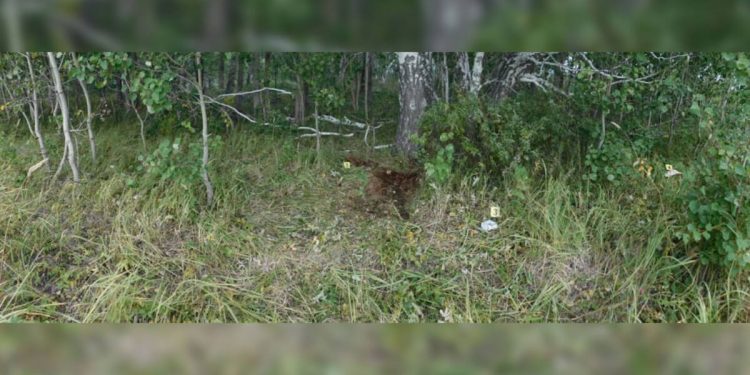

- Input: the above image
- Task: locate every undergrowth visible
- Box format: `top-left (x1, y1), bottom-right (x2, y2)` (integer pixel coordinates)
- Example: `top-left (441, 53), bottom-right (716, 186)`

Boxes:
top-left (1, 124), bottom-right (748, 322)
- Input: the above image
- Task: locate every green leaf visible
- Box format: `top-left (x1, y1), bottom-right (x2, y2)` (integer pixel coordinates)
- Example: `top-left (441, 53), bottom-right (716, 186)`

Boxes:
top-left (689, 200), bottom-right (699, 213)
top-left (690, 102), bottom-right (701, 116)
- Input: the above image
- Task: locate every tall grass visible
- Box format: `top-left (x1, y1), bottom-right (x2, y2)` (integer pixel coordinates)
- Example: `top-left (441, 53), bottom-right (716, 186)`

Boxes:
top-left (0, 125), bottom-right (748, 322)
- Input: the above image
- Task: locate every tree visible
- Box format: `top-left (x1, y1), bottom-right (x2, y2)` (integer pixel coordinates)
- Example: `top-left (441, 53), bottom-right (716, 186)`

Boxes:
top-left (24, 53), bottom-right (50, 171)
top-left (71, 53), bottom-right (96, 162)
top-left (195, 52), bottom-right (214, 206)
top-left (47, 52), bottom-right (80, 183)
top-left (458, 52), bottom-right (484, 96)
top-left (396, 52), bottom-right (428, 156)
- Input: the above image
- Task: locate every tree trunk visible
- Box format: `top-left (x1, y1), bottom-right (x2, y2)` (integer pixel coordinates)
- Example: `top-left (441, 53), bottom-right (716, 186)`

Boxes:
top-left (0, 82), bottom-right (10, 124)
top-left (263, 52), bottom-right (271, 122)
top-left (53, 141), bottom-right (68, 181)
top-left (458, 52), bottom-right (470, 93)
top-left (115, 76), bottom-right (129, 116)
top-left (396, 52), bottom-right (427, 157)
top-left (24, 54), bottom-right (50, 170)
top-left (443, 52), bottom-right (450, 103)
top-left (352, 60), bottom-right (362, 111)
top-left (225, 53), bottom-right (236, 93)
top-left (235, 54), bottom-right (245, 107)
top-left (494, 53), bottom-right (532, 101)
top-left (295, 75), bottom-right (306, 125)
top-left (458, 52), bottom-right (484, 96)
top-left (470, 52), bottom-right (484, 95)
top-left (364, 52), bottom-right (371, 120)
top-left (218, 54), bottom-right (225, 91)
top-left (251, 53), bottom-right (261, 115)
top-left (72, 53), bottom-right (96, 162)
top-left (314, 101), bottom-right (321, 159)
top-left (79, 79), bottom-right (96, 162)
top-left (122, 78), bottom-right (147, 150)
top-left (47, 52), bottom-right (80, 183)
top-left (196, 53), bottom-right (214, 206)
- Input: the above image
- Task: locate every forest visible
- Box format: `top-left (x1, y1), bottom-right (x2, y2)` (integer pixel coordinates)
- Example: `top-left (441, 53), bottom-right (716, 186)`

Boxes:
top-left (0, 52), bottom-right (749, 322)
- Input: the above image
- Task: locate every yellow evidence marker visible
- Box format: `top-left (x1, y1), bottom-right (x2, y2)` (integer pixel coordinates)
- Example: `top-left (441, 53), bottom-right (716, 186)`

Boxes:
top-left (490, 206), bottom-right (500, 218)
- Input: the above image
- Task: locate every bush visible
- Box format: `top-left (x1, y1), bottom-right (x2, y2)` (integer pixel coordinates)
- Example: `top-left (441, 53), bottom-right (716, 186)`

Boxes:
top-left (134, 136), bottom-right (221, 190)
top-left (423, 142), bottom-right (454, 186)
top-left (678, 140), bottom-right (750, 269)
top-left (583, 139), bottom-right (655, 186)
top-left (417, 95), bottom-right (541, 184)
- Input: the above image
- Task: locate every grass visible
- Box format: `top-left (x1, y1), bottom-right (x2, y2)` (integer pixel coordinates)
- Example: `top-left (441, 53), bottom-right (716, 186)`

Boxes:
top-left (1, 123), bottom-right (748, 322)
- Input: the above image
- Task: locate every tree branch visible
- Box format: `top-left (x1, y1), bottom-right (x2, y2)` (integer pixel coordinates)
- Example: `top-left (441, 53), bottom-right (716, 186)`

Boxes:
top-left (296, 127), bottom-right (354, 138)
top-left (215, 87), bottom-right (293, 99)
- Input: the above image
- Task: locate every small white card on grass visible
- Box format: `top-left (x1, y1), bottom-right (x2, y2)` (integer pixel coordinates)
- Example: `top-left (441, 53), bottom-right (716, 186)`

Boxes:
top-left (490, 206), bottom-right (500, 218)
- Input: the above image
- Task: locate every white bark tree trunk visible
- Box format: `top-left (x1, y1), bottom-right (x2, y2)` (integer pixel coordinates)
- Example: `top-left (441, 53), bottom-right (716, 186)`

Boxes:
top-left (396, 52), bottom-right (427, 157)
top-left (47, 52), bottom-right (80, 183)
top-left (121, 78), bottom-right (147, 150)
top-left (195, 53), bottom-right (214, 206)
top-left (458, 53), bottom-right (470, 92)
top-left (364, 52), bottom-right (370, 120)
top-left (496, 53), bottom-right (533, 100)
top-left (443, 52), bottom-right (450, 103)
top-left (72, 53), bottom-right (96, 162)
top-left (25, 53), bottom-right (50, 171)
top-left (79, 80), bottom-right (96, 161)
top-left (294, 75), bottom-right (306, 125)
top-left (470, 52), bottom-right (484, 95)
top-left (458, 52), bottom-right (484, 95)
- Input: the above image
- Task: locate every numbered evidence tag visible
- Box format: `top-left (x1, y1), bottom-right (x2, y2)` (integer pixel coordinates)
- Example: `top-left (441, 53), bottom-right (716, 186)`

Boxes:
top-left (490, 206), bottom-right (500, 218)
top-left (343, 161), bottom-right (351, 169)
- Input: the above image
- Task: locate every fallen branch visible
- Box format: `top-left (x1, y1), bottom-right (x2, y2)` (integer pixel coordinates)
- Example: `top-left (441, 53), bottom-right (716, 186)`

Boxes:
top-left (579, 53), bottom-right (658, 84)
top-left (203, 95), bottom-right (282, 128)
top-left (315, 114), bottom-right (367, 129)
top-left (26, 158), bottom-right (49, 178)
top-left (216, 87), bottom-right (293, 100)
top-left (297, 127), bottom-right (354, 138)
top-left (525, 53), bottom-right (660, 86)
top-left (519, 73), bottom-right (571, 96)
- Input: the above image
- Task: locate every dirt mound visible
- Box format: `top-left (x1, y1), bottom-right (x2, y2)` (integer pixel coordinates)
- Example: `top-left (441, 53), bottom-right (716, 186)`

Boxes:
top-left (345, 155), bottom-right (422, 219)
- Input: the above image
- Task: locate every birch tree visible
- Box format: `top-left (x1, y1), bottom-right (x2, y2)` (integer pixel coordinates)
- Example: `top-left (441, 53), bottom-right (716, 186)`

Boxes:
top-left (195, 52), bottom-right (214, 206)
top-left (72, 53), bottom-right (96, 162)
top-left (24, 53), bottom-right (50, 171)
top-left (47, 52), bottom-right (80, 183)
top-left (458, 52), bottom-right (485, 96)
top-left (396, 52), bottom-right (427, 156)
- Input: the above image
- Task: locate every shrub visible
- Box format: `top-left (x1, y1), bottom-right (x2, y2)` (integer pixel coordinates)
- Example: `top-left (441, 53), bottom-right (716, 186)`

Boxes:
top-left (583, 139), bottom-right (654, 186)
top-left (423, 142), bottom-right (454, 186)
top-left (677, 140), bottom-right (750, 269)
top-left (417, 95), bottom-right (541, 184)
top-left (134, 136), bottom-right (221, 190)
